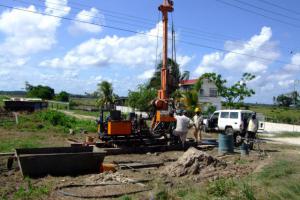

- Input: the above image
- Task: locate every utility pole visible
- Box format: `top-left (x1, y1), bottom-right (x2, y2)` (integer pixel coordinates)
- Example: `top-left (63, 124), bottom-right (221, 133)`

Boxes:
top-left (158, 0), bottom-right (173, 100)
top-left (294, 80), bottom-right (300, 106)
top-left (293, 79), bottom-right (300, 132)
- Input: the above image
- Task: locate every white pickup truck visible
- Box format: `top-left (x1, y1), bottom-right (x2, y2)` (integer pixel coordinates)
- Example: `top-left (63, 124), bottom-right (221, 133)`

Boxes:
top-left (204, 109), bottom-right (265, 140)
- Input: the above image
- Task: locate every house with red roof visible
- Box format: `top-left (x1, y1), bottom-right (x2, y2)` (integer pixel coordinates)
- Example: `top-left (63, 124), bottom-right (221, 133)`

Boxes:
top-left (179, 78), bottom-right (222, 110)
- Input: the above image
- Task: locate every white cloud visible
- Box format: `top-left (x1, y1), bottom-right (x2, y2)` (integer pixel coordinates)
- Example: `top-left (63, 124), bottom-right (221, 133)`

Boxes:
top-left (70, 7), bottom-right (103, 33)
top-left (177, 55), bottom-right (193, 68)
top-left (138, 69), bottom-right (155, 80)
top-left (0, 0), bottom-right (70, 59)
top-left (284, 53), bottom-right (300, 71)
top-left (195, 27), bottom-right (279, 75)
top-left (45, 0), bottom-right (70, 17)
top-left (40, 22), bottom-right (164, 69)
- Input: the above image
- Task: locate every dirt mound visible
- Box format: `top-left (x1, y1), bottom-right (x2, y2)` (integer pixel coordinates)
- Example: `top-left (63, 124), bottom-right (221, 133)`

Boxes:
top-left (163, 147), bottom-right (226, 177)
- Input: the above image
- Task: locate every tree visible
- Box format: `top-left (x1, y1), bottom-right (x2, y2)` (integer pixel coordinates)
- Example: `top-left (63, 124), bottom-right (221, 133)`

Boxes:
top-left (195, 73), bottom-right (256, 108)
top-left (96, 81), bottom-right (115, 109)
top-left (182, 90), bottom-right (199, 113)
top-left (56, 91), bottom-right (70, 102)
top-left (127, 85), bottom-right (156, 113)
top-left (276, 94), bottom-right (293, 107)
top-left (25, 82), bottom-right (55, 100)
top-left (147, 58), bottom-right (190, 96)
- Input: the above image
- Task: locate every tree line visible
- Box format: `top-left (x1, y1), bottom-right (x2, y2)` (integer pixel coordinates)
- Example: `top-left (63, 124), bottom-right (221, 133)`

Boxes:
top-left (25, 82), bottom-right (70, 102)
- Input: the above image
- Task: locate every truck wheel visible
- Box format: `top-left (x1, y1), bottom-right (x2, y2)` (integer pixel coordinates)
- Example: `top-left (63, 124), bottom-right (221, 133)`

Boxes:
top-left (225, 127), bottom-right (234, 135)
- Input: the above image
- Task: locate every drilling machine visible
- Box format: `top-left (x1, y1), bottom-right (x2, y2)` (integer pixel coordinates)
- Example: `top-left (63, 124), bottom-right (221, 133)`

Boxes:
top-left (98, 0), bottom-right (177, 145)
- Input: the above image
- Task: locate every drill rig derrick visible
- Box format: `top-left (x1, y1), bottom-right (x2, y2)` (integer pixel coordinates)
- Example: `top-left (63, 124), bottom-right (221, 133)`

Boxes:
top-left (98, 0), bottom-right (177, 145)
top-left (151, 0), bottom-right (176, 138)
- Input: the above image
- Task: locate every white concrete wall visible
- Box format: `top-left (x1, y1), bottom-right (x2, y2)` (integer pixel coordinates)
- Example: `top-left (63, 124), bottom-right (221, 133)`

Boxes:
top-left (201, 79), bottom-right (218, 97)
top-left (264, 122), bottom-right (300, 133)
top-left (115, 106), bottom-right (149, 118)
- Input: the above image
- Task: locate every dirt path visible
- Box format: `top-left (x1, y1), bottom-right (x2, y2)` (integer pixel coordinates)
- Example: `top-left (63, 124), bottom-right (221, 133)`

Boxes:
top-left (59, 110), bottom-right (97, 121)
top-left (267, 137), bottom-right (300, 146)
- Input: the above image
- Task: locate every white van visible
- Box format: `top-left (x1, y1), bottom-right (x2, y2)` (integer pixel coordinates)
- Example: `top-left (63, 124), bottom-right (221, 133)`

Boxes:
top-left (205, 110), bottom-right (264, 134)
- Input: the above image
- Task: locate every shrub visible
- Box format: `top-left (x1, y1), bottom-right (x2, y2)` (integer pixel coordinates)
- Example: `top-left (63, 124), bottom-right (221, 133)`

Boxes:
top-left (39, 110), bottom-right (75, 127)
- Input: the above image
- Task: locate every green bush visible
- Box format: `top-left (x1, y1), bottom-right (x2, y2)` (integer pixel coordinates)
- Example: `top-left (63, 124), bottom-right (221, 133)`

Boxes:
top-left (39, 110), bottom-right (75, 127)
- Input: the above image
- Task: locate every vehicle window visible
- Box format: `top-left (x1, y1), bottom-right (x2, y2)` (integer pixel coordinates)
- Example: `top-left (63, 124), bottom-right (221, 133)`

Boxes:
top-left (230, 112), bottom-right (238, 119)
top-left (212, 112), bottom-right (219, 119)
top-left (220, 112), bottom-right (229, 118)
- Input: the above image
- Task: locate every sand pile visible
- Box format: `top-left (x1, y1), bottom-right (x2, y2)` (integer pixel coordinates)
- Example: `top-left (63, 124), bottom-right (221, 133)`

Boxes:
top-left (163, 147), bottom-right (226, 177)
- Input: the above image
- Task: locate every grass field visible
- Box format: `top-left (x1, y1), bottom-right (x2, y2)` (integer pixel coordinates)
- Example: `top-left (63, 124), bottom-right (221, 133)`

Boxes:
top-left (1, 109), bottom-right (300, 199)
top-left (249, 105), bottom-right (300, 125)
top-left (0, 110), bottom-right (97, 152)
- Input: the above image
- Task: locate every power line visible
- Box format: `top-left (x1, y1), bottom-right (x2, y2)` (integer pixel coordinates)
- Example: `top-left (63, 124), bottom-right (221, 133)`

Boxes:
top-left (232, 0), bottom-right (300, 22)
top-left (215, 0), bottom-right (300, 29)
top-left (14, 0), bottom-right (156, 30)
top-left (35, 0), bottom-right (242, 44)
top-left (0, 3), bottom-right (299, 69)
top-left (259, 0), bottom-right (300, 16)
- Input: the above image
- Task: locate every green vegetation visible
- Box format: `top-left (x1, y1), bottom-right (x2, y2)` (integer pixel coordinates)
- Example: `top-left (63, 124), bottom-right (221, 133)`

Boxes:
top-left (271, 132), bottom-right (300, 138)
top-left (1, 110), bottom-right (96, 133)
top-left (256, 158), bottom-right (300, 200)
top-left (25, 82), bottom-right (55, 100)
top-left (48, 101), bottom-right (69, 110)
top-left (275, 91), bottom-right (299, 107)
top-left (0, 135), bottom-right (45, 152)
top-left (96, 81), bottom-right (116, 108)
top-left (127, 84), bottom-right (156, 112)
top-left (196, 72), bottom-right (255, 108)
top-left (147, 58), bottom-right (190, 96)
top-left (13, 178), bottom-right (50, 200)
top-left (250, 105), bottom-right (300, 125)
top-left (70, 97), bottom-right (97, 107)
top-left (55, 91), bottom-right (70, 102)
top-left (0, 95), bottom-right (9, 108)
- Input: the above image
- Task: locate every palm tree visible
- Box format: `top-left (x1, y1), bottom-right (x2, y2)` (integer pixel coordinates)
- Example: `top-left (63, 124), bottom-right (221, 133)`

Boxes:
top-left (96, 81), bottom-right (114, 109)
top-left (147, 58), bottom-right (190, 96)
top-left (182, 90), bottom-right (199, 113)
top-left (180, 71), bottom-right (190, 81)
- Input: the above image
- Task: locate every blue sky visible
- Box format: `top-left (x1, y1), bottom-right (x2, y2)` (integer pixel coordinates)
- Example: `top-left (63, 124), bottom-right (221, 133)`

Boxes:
top-left (0, 0), bottom-right (300, 104)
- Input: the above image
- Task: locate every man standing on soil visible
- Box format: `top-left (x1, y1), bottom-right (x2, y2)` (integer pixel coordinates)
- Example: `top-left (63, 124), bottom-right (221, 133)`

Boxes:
top-left (193, 108), bottom-right (204, 144)
top-left (173, 110), bottom-right (194, 147)
top-left (246, 113), bottom-right (259, 149)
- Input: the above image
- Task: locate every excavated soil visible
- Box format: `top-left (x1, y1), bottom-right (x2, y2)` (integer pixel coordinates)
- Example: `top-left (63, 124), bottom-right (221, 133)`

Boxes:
top-left (162, 147), bottom-right (226, 177)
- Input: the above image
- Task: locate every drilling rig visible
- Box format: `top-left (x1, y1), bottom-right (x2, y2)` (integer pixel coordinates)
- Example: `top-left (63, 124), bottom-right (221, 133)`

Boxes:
top-left (98, 0), bottom-right (177, 146)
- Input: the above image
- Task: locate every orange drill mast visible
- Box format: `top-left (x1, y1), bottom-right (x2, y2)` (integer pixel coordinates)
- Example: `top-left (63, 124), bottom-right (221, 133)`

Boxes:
top-left (158, 0), bottom-right (174, 101)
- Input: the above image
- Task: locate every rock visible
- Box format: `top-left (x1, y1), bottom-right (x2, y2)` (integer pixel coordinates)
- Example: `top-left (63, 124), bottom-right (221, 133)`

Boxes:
top-left (69, 129), bottom-right (74, 135)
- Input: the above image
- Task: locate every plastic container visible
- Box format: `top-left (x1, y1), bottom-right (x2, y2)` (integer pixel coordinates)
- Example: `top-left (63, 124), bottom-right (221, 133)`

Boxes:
top-left (218, 133), bottom-right (234, 154)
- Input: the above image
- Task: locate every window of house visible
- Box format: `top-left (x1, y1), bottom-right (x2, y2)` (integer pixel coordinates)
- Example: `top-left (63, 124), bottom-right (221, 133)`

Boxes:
top-left (199, 89), bottom-right (204, 96)
top-left (220, 112), bottom-right (229, 118)
top-left (230, 112), bottom-right (238, 119)
top-left (209, 88), bottom-right (218, 97)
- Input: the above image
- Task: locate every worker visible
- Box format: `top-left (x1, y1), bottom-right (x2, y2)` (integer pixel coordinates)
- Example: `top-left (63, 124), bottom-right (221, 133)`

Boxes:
top-left (173, 110), bottom-right (194, 147)
top-left (246, 113), bottom-right (259, 149)
top-left (193, 107), bottom-right (204, 144)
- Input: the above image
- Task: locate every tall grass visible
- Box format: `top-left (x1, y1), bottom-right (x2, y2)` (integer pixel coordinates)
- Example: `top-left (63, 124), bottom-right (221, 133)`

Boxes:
top-left (250, 105), bottom-right (300, 125)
